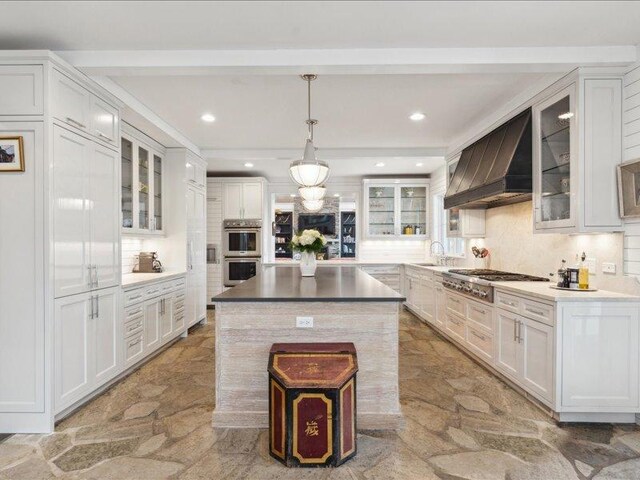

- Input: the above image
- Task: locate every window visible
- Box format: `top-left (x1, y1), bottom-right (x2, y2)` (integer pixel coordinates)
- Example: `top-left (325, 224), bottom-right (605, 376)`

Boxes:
top-left (432, 193), bottom-right (465, 256)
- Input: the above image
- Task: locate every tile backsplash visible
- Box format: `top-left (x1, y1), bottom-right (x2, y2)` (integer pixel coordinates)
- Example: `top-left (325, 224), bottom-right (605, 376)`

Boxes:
top-left (461, 201), bottom-right (640, 295)
top-left (121, 237), bottom-right (144, 274)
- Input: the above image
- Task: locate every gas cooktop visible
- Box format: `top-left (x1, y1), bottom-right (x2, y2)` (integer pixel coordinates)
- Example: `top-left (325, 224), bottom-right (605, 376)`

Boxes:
top-left (447, 269), bottom-right (550, 282)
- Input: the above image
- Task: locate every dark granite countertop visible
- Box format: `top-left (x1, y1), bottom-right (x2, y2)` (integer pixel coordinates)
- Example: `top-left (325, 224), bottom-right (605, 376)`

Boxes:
top-left (212, 266), bottom-right (406, 303)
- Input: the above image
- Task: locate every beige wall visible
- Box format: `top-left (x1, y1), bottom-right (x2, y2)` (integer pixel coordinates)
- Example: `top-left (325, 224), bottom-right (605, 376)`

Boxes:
top-left (460, 201), bottom-right (640, 295)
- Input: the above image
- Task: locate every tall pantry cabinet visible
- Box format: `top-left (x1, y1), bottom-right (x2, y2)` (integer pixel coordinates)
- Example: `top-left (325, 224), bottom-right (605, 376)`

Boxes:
top-left (0, 51), bottom-right (122, 432)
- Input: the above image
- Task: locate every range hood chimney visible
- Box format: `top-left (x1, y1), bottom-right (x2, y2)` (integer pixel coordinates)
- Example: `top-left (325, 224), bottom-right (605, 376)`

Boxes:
top-left (444, 108), bottom-right (532, 210)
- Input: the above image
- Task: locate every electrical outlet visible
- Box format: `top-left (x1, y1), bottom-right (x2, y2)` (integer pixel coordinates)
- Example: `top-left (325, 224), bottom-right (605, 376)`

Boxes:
top-left (296, 316), bottom-right (313, 328)
top-left (602, 262), bottom-right (616, 274)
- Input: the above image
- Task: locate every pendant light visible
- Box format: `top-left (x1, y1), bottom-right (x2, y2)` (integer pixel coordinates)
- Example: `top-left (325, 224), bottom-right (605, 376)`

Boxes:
top-left (298, 185), bottom-right (326, 201)
top-left (289, 74), bottom-right (330, 187)
top-left (302, 199), bottom-right (324, 212)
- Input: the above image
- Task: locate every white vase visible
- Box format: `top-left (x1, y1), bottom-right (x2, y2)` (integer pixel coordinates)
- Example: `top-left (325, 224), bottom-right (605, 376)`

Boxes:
top-left (299, 251), bottom-right (317, 277)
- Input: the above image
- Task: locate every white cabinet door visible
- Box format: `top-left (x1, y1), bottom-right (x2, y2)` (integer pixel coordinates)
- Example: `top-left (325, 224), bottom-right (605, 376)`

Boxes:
top-left (495, 309), bottom-right (520, 379)
top-left (242, 182), bottom-right (263, 219)
top-left (160, 296), bottom-right (173, 342)
top-left (421, 278), bottom-right (435, 324)
top-left (90, 96), bottom-right (118, 147)
top-left (434, 283), bottom-right (446, 328)
top-left (52, 70), bottom-right (91, 133)
top-left (89, 144), bottom-right (120, 290)
top-left (223, 183), bottom-right (243, 219)
top-left (144, 299), bottom-right (161, 353)
top-left (55, 293), bottom-right (92, 411)
top-left (188, 187), bottom-right (207, 325)
top-left (53, 126), bottom-right (91, 298)
top-left (521, 317), bottom-right (554, 403)
top-left (561, 305), bottom-right (639, 408)
top-left (93, 288), bottom-right (120, 386)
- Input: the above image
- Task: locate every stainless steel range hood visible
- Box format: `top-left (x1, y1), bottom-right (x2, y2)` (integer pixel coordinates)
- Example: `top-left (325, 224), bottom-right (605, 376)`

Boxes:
top-left (444, 108), bottom-right (532, 210)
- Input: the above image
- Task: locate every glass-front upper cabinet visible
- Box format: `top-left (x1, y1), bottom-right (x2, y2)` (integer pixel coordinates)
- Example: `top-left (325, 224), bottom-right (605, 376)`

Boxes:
top-left (446, 160), bottom-right (461, 236)
top-left (363, 180), bottom-right (429, 238)
top-left (138, 146), bottom-right (150, 230)
top-left (367, 186), bottom-right (396, 236)
top-left (120, 132), bottom-right (165, 235)
top-left (533, 84), bottom-right (575, 230)
top-left (400, 186), bottom-right (427, 236)
top-left (121, 138), bottom-right (134, 230)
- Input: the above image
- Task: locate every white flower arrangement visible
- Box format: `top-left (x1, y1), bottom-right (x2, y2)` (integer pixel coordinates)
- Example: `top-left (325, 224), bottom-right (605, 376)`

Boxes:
top-left (290, 229), bottom-right (327, 253)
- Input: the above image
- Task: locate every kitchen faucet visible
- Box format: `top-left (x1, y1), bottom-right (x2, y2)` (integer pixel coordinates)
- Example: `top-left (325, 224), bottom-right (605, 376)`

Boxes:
top-left (430, 241), bottom-right (448, 266)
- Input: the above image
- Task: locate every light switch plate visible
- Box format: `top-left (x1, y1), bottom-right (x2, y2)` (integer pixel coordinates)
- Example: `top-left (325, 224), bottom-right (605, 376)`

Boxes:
top-left (602, 262), bottom-right (616, 274)
top-left (296, 316), bottom-right (313, 328)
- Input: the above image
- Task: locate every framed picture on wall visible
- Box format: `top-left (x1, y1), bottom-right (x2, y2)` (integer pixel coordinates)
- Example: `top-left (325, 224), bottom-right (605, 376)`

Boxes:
top-left (617, 158), bottom-right (640, 218)
top-left (0, 136), bottom-right (25, 172)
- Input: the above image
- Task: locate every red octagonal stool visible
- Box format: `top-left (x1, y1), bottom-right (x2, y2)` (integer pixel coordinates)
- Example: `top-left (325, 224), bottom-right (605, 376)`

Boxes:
top-left (268, 342), bottom-right (358, 468)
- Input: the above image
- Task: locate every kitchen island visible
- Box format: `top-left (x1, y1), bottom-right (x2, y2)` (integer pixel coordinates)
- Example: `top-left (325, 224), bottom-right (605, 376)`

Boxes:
top-left (211, 266), bottom-right (405, 429)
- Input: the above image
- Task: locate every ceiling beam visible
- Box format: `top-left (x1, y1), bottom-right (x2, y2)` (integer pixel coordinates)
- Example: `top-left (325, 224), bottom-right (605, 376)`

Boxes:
top-left (58, 46), bottom-right (638, 76)
top-left (200, 147), bottom-right (446, 161)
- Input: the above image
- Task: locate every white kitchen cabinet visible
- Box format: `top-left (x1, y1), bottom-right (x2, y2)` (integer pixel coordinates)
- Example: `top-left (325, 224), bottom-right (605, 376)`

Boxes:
top-left (186, 159), bottom-right (206, 189)
top-left (120, 131), bottom-right (165, 235)
top-left (363, 179), bottom-right (429, 238)
top-left (420, 276), bottom-right (435, 324)
top-left (223, 181), bottom-right (263, 219)
top-left (160, 295), bottom-right (174, 342)
top-left (560, 305), bottom-right (639, 409)
top-left (0, 65), bottom-right (43, 115)
top-left (54, 286), bottom-right (120, 413)
top-left (533, 73), bottom-right (623, 233)
top-left (53, 126), bottom-right (120, 298)
top-left (144, 299), bottom-right (161, 353)
top-left (52, 68), bottom-right (119, 149)
top-left (495, 308), bottom-right (553, 404)
top-left (187, 185), bottom-right (207, 327)
top-left (434, 282), bottom-right (446, 328)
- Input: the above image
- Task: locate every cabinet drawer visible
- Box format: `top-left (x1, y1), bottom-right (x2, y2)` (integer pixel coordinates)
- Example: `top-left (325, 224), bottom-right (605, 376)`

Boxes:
top-left (466, 324), bottom-right (493, 361)
top-left (446, 293), bottom-right (466, 318)
top-left (123, 288), bottom-right (145, 307)
top-left (52, 69), bottom-right (91, 132)
top-left (125, 332), bottom-right (144, 365)
top-left (495, 291), bottom-right (521, 314)
top-left (124, 304), bottom-right (144, 322)
top-left (173, 277), bottom-right (186, 289)
top-left (174, 299), bottom-right (185, 312)
top-left (160, 281), bottom-right (175, 293)
top-left (467, 300), bottom-right (493, 332)
top-left (445, 314), bottom-right (466, 343)
top-left (521, 299), bottom-right (554, 326)
top-left (144, 283), bottom-right (163, 298)
top-left (124, 317), bottom-right (144, 338)
top-left (0, 65), bottom-right (44, 115)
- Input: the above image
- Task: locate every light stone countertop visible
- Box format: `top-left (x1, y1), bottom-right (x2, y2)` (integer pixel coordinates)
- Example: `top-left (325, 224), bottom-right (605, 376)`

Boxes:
top-left (122, 271), bottom-right (187, 289)
top-left (492, 281), bottom-right (640, 303)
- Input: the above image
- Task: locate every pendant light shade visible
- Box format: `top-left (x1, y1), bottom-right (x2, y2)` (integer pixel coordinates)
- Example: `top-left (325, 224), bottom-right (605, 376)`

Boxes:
top-left (302, 199), bottom-right (324, 212)
top-left (289, 74), bottom-right (330, 187)
top-left (298, 185), bottom-right (326, 201)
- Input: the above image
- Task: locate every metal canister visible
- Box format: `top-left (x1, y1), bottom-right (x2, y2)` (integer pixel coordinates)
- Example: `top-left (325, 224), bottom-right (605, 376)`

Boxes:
top-left (567, 268), bottom-right (579, 289)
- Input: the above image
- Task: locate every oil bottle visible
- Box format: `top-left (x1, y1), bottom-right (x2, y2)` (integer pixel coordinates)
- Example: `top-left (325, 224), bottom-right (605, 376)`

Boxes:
top-left (578, 252), bottom-right (589, 290)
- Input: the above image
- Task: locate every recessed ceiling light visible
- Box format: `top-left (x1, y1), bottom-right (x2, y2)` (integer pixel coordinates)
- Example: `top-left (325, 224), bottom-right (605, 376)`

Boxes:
top-left (376, 162), bottom-right (385, 167)
top-left (289, 193), bottom-right (296, 198)
top-left (201, 113), bottom-right (216, 122)
top-left (409, 112), bottom-right (425, 121)
top-left (416, 162), bottom-right (424, 167)
top-left (558, 112), bottom-right (574, 120)
top-left (333, 193), bottom-right (340, 197)
top-left (244, 162), bottom-right (254, 168)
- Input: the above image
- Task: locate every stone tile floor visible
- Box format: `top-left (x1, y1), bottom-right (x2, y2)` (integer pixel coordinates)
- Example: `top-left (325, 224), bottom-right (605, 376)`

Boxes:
top-left (2, 309), bottom-right (640, 479)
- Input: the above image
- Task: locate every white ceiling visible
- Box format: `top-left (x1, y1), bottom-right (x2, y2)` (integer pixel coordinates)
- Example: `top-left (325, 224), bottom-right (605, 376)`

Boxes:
top-left (112, 73), bottom-right (548, 149)
top-left (2, 1), bottom-right (640, 49)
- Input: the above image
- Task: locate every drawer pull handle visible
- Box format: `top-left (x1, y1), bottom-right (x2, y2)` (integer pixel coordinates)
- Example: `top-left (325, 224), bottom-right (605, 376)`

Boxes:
top-left (127, 308), bottom-right (143, 317)
top-left (503, 300), bottom-right (517, 307)
top-left (66, 117), bottom-right (86, 129)
top-left (96, 131), bottom-right (113, 141)
top-left (129, 294), bottom-right (142, 300)
top-left (127, 322), bottom-right (142, 332)
top-left (472, 306), bottom-right (486, 315)
top-left (128, 338), bottom-right (142, 347)
top-left (527, 308), bottom-right (545, 316)
top-left (471, 330), bottom-right (487, 341)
